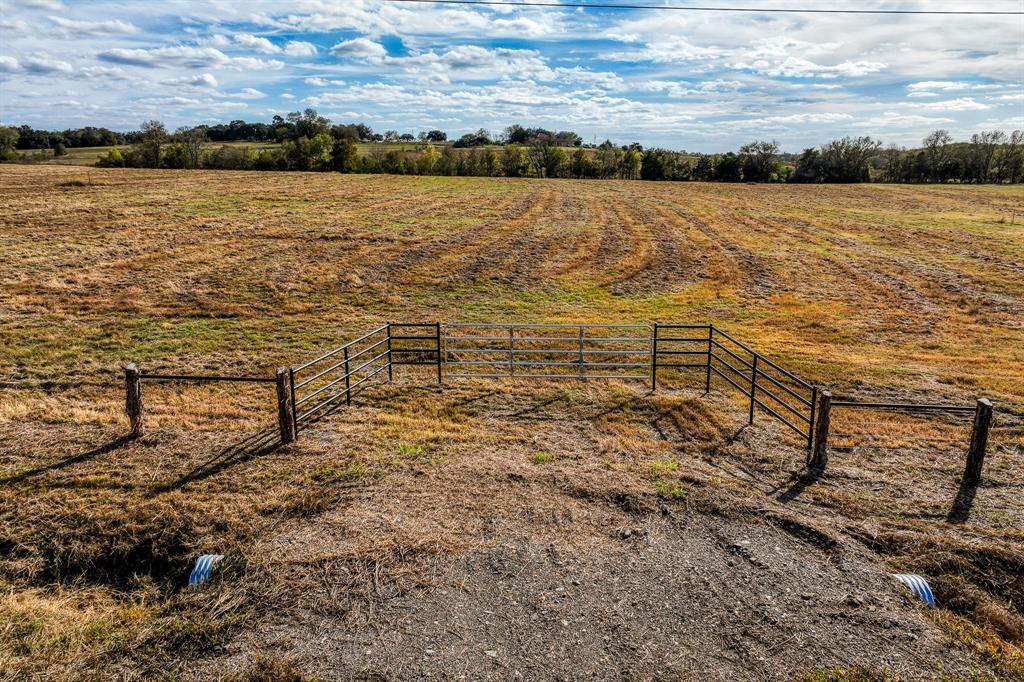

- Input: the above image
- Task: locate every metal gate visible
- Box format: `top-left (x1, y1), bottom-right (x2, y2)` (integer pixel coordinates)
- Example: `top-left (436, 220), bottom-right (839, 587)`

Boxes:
top-left (443, 323), bottom-right (651, 381)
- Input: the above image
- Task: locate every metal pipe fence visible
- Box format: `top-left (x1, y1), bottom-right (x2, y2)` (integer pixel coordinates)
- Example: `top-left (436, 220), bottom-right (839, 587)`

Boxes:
top-left (443, 323), bottom-right (651, 381)
top-left (652, 323), bottom-right (816, 448)
top-left (124, 318), bottom-right (995, 480)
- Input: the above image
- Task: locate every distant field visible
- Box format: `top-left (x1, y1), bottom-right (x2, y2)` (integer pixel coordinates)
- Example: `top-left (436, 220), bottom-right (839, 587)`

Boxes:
top-left (34, 140), bottom-right (434, 166)
top-left (3, 165), bottom-right (1021, 407)
top-left (1, 165), bottom-right (1021, 678)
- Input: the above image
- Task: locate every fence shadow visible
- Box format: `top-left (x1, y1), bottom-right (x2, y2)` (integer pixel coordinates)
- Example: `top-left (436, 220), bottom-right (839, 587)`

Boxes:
top-left (149, 426), bottom-right (283, 495)
top-left (776, 468), bottom-right (822, 504)
top-left (946, 477), bottom-right (979, 524)
top-left (0, 434), bottom-right (133, 486)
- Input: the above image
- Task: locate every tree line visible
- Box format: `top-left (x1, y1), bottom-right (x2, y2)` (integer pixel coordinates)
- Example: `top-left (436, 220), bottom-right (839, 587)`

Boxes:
top-left (1, 110), bottom-right (1021, 183)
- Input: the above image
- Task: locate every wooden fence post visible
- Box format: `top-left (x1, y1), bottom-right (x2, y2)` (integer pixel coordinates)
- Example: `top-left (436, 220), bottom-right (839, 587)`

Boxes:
top-left (125, 362), bottom-right (144, 438)
top-left (748, 355), bottom-right (758, 425)
top-left (435, 322), bottom-right (443, 385)
top-left (964, 398), bottom-right (993, 482)
top-left (386, 323), bottom-right (394, 382)
top-left (650, 322), bottom-right (658, 392)
top-left (809, 390), bottom-right (831, 470)
top-left (705, 324), bottom-right (713, 393)
top-left (276, 367), bottom-right (295, 444)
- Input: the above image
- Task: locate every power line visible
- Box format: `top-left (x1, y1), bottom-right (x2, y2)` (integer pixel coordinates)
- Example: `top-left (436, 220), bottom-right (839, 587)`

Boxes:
top-left (380, 0), bottom-right (1023, 15)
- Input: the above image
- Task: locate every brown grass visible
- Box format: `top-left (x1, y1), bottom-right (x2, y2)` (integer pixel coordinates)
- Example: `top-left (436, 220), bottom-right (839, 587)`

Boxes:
top-left (1, 165), bottom-right (1022, 678)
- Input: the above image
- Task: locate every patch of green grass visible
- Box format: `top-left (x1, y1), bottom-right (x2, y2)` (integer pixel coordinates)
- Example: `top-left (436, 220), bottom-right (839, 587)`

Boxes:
top-left (311, 463), bottom-right (367, 483)
top-left (397, 442), bottom-right (424, 457)
top-left (647, 460), bottom-right (678, 478)
top-left (532, 450), bottom-right (556, 464)
top-left (655, 480), bottom-right (687, 499)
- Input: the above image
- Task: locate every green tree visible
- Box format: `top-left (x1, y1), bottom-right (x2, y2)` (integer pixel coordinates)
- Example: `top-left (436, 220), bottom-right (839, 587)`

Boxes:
top-left (95, 147), bottom-right (125, 167)
top-left (0, 125), bottom-right (19, 158)
top-left (738, 140), bottom-right (780, 182)
top-left (501, 146), bottom-right (529, 177)
top-left (331, 137), bottom-right (361, 172)
top-left (620, 147), bottom-right (642, 180)
top-left (174, 126), bottom-right (207, 169)
top-left (138, 120), bottom-right (167, 167)
top-left (417, 143), bottom-right (439, 174)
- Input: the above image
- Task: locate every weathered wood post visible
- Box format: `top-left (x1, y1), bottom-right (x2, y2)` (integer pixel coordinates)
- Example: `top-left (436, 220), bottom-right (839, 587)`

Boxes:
top-left (809, 390), bottom-right (832, 470)
top-left (748, 355), bottom-right (758, 424)
top-left (705, 324), bottom-right (713, 393)
top-left (964, 398), bottom-right (993, 482)
top-left (276, 367), bottom-right (295, 444)
top-left (125, 362), bottom-right (144, 438)
top-left (650, 322), bottom-right (658, 392)
top-left (386, 323), bottom-right (394, 382)
top-left (435, 322), bottom-right (443, 385)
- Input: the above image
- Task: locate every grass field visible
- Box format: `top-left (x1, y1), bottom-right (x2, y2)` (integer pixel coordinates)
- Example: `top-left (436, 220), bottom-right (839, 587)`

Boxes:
top-left (33, 141), bottom-right (428, 167)
top-left (1, 165), bottom-right (1022, 679)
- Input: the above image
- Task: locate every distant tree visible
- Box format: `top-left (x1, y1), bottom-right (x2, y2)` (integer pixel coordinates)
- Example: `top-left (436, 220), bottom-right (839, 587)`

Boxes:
top-left (174, 126), bottom-right (207, 169)
top-left (554, 130), bottom-right (583, 147)
top-left (53, 142), bottom-right (67, 157)
top-left (503, 124), bottom-right (529, 145)
top-left (738, 140), bottom-right (780, 182)
top-left (425, 129), bottom-right (447, 142)
top-left (417, 144), bottom-right (440, 174)
top-left (453, 128), bottom-right (491, 148)
top-left (285, 109), bottom-right (330, 139)
top-left (714, 153), bottom-right (741, 182)
top-left (690, 154), bottom-right (715, 181)
top-left (993, 130), bottom-right (1024, 183)
top-left (138, 120), bottom-right (167, 167)
top-left (570, 147), bottom-right (595, 178)
top-left (791, 148), bottom-right (822, 183)
top-left (399, 133), bottom-right (415, 142)
top-left (95, 147), bottom-right (125, 167)
top-left (542, 144), bottom-right (568, 178)
top-left (923, 129), bottom-right (953, 182)
top-left (619, 147), bottom-right (641, 180)
top-left (331, 137), bottom-right (361, 172)
top-left (501, 146), bottom-right (530, 177)
top-left (596, 144), bottom-right (620, 179)
top-left (383, 130), bottom-right (400, 142)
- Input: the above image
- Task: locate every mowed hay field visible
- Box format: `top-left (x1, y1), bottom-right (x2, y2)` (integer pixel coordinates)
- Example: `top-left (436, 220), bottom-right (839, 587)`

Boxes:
top-left (1, 164), bottom-right (1023, 680)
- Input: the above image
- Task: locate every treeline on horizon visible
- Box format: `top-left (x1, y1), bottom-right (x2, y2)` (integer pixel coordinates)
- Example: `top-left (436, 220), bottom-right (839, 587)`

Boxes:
top-left (2, 109), bottom-right (1022, 184)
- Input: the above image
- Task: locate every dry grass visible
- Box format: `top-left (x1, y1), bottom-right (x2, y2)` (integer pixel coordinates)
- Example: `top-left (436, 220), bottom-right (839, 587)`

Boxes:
top-left (1, 165), bottom-right (1022, 678)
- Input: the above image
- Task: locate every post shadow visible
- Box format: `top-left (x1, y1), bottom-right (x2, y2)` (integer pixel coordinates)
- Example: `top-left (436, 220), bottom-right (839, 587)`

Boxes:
top-left (946, 477), bottom-right (979, 524)
top-left (776, 467), bottom-right (822, 504)
top-left (148, 425), bottom-right (283, 495)
top-left (1, 434), bottom-right (133, 485)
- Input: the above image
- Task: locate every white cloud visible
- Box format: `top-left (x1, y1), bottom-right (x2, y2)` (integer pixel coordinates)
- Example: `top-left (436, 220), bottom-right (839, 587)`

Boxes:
top-left (0, 56), bottom-right (19, 73)
top-left (80, 65), bottom-right (131, 81)
top-left (284, 41), bottom-right (317, 57)
top-left (235, 87), bottom-right (266, 99)
top-left (908, 81), bottom-right (973, 92)
top-left (98, 46), bottom-right (283, 71)
top-left (909, 97), bottom-right (991, 111)
top-left (163, 73), bottom-right (219, 89)
top-left (330, 37), bottom-right (388, 61)
top-left (20, 54), bottom-right (73, 75)
top-left (305, 77), bottom-right (329, 86)
top-left (49, 16), bottom-right (138, 35)
top-left (234, 33), bottom-right (280, 54)
top-left (732, 56), bottom-right (886, 79)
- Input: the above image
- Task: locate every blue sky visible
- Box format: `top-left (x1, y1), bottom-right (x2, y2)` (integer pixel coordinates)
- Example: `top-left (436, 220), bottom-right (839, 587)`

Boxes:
top-left (0, 0), bottom-right (1021, 151)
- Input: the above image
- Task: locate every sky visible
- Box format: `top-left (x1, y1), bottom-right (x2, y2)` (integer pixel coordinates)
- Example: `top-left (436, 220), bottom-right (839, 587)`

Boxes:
top-left (0, 0), bottom-right (1022, 152)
